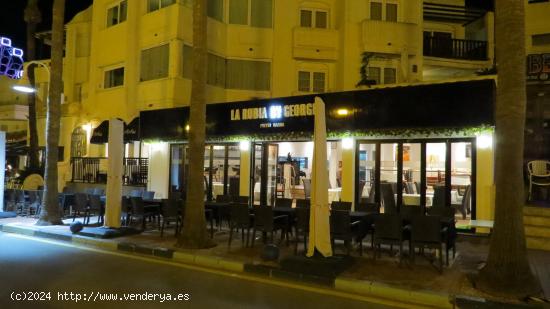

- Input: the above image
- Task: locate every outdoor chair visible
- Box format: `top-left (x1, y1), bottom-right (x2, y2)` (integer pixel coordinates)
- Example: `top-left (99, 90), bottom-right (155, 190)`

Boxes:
top-left (251, 206), bottom-right (289, 247)
top-left (302, 179), bottom-right (311, 199)
top-left (400, 205), bottom-right (423, 220)
top-left (528, 160), bottom-right (550, 200)
top-left (275, 198), bottom-right (293, 208)
top-left (355, 202), bottom-right (380, 213)
top-left (451, 185), bottom-right (470, 219)
top-left (380, 183), bottom-right (397, 214)
top-left (294, 207), bottom-right (310, 254)
top-left (410, 215), bottom-right (444, 272)
top-left (216, 195), bottom-right (232, 203)
top-left (84, 188), bottom-right (95, 195)
top-left (228, 203), bottom-right (254, 248)
top-left (26, 190), bottom-right (41, 217)
top-left (331, 201), bottom-right (352, 211)
top-left (121, 196), bottom-right (132, 226)
top-left (129, 189), bottom-right (143, 197)
top-left (4, 189), bottom-right (17, 212)
top-left (160, 199), bottom-right (181, 237)
top-left (142, 191), bottom-right (155, 200)
top-left (295, 199), bottom-right (310, 208)
top-left (432, 185), bottom-right (446, 208)
top-left (92, 188), bottom-right (104, 196)
top-left (72, 193), bottom-right (90, 224)
top-left (426, 208), bottom-right (457, 266)
top-left (129, 197), bottom-right (157, 230)
top-left (88, 194), bottom-right (104, 225)
top-left (14, 190), bottom-right (26, 215)
top-left (373, 214), bottom-right (409, 264)
top-left (330, 210), bottom-right (363, 256)
top-left (233, 196), bottom-right (249, 204)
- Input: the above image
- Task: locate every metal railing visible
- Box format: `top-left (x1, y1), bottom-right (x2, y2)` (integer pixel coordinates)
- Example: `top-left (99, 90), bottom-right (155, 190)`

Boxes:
top-left (70, 157), bottom-right (148, 186)
top-left (423, 36), bottom-right (488, 61)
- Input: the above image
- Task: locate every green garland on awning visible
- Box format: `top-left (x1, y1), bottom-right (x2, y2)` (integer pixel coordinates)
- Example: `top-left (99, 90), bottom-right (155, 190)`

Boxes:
top-left (141, 125), bottom-right (493, 143)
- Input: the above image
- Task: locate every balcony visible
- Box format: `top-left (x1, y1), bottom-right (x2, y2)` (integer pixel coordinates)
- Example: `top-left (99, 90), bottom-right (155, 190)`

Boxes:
top-left (361, 20), bottom-right (419, 55)
top-left (423, 36), bottom-right (488, 61)
top-left (71, 157), bottom-right (149, 186)
top-left (293, 27), bottom-right (339, 61)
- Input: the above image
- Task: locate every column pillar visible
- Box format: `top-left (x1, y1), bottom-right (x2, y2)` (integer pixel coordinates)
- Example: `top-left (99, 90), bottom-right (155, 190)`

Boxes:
top-left (104, 119), bottom-right (124, 228)
top-left (476, 133), bottom-right (495, 233)
top-left (341, 138), bottom-right (355, 207)
top-left (239, 141), bottom-right (251, 197)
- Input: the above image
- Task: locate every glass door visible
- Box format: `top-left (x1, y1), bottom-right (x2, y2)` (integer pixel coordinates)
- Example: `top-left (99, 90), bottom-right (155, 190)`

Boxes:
top-left (357, 143), bottom-right (377, 204)
top-left (250, 143), bottom-right (279, 206)
top-left (169, 144), bottom-right (188, 199)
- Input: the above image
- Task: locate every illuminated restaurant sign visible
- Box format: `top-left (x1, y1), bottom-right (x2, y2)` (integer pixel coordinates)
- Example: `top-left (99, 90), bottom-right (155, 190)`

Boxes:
top-left (140, 79), bottom-right (496, 141)
top-left (0, 37), bottom-right (24, 79)
top-left (527, 53), bottom-right (550, 81)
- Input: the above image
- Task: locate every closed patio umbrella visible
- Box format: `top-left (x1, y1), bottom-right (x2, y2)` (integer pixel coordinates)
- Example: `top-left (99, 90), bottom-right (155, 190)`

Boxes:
top-left (307, 97), bottom-right (333, 257)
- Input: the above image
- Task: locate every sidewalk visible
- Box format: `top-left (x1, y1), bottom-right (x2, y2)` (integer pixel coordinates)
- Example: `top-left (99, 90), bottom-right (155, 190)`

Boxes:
top-left (1, 216), bottom-right (549, 308)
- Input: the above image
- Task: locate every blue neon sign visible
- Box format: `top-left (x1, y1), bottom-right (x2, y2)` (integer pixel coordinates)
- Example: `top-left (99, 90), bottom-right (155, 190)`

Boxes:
top-left (0, 37), bottom-right (24, 79)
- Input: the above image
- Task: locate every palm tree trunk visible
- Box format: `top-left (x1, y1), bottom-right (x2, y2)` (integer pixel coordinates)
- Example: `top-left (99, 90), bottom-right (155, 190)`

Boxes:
top-left (477, 0), bottom-right (538, 296)
top-left (25, 0), bottom-right (41, 172)
top-left (36, 0), bottom-right (65, 225)
top-left (176, 0), bottom-right (213, 248)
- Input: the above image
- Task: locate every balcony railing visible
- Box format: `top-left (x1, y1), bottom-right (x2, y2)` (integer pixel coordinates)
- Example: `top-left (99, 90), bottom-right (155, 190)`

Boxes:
top-left (423, 36), bottom-right (487, 61)
top-left (70, 157), bottom-right (148, 186)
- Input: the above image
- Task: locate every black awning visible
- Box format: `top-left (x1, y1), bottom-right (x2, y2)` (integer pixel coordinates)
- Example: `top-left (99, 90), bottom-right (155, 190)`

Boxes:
top-left (90, 120), bottom-right (109, 144)
top-left (139, 78), bottom-right (496, 141)
top-left (124, 117), bottom-right (140, 143)
top-left (6, 140), bottom-right (28, 156)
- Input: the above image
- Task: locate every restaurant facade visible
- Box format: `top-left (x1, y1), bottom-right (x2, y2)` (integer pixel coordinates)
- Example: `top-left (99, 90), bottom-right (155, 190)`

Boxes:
top-left (140, 78), bottom-right (496, 230)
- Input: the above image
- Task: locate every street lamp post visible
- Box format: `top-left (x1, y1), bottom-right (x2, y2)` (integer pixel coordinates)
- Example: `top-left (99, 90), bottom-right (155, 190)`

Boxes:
top-left (12, 60), bottom-right (50, 96)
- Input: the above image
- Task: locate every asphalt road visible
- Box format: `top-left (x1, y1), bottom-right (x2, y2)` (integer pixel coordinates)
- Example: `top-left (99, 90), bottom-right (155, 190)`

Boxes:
top-left (0, 232), bottom-right (397, 309)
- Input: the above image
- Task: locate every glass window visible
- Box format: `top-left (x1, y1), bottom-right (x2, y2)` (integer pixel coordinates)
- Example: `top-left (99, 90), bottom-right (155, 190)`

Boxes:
top-left (367, 67), bottom-right (381, 85)
top-left (107, 0), bottom-right (127, 27)
top-left (298, 71), bottom-right (310, 92)
top-left (370, 2), bottom-right (382, 20)
top-left (226, 59), bottom-right (271, 90)
top-left (229, 0), bottom-right (248, 25)
top-left (312, 72), bottom-right (326, 92)
top-left (207, 53), bottom-right (226, 87)
top-left (104, 67), bottom-right (124, 88)
top-left (140, 44), bottom-right (169, 82)
top-left (386, 3), bottom-right (397, 22)
top-left (182, 44), bottom-right (193, 79)
top-left (383, 68), bottom-right (396, 84)
top-left (315, 11), bottom-right (328, 28)
top-left (148, 0), bottom-right (175, 12)
top-left (380, 143), bottom-right (398, 213)
top-left (251, 0), bottom-right (273, 28)
top-left (208, 0), bottom-right (224, 22)
top-left (532, 33), bottom-right (550, 46)
top-left (300, 10), bottom-right (312, 27)
top-left (426, 142), bottom-right (447, 208)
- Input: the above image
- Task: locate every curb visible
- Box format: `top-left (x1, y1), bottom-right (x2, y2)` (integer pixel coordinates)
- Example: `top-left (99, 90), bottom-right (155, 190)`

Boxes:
top-left (335, 277), bottom-right (454, 308)
top-left (0, 223), bottom-right (465, 308)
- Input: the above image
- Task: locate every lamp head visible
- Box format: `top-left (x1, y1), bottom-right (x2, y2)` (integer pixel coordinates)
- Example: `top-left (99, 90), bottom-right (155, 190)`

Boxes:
top-left (12, 70), bottom-right (35, 93)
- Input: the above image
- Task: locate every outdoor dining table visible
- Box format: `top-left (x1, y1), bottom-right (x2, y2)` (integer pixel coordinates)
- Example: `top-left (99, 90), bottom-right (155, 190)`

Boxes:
top-left (204, 201), bottom-right (231, 230)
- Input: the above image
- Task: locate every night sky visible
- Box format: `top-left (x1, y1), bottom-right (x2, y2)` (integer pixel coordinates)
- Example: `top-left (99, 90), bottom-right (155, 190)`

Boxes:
top-left (0, 0), bottom-right (93, 57)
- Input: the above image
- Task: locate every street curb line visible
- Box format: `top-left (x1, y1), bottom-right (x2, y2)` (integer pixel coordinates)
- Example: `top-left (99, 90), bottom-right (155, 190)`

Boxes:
top-left (0, 223), bottom-right (477, 308)
top-left (335, 278), bottom-right (454, 309)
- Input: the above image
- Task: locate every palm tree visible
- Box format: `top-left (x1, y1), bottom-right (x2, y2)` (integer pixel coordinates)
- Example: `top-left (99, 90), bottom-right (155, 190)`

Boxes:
top-left (36, 0), bottom-right (65, 225)
top-left (477, 0), bottom-right (538, 296)
top-left (24, 0), bottom-right (41, 172)
top-left (176, 0), bottom-right (213, 248)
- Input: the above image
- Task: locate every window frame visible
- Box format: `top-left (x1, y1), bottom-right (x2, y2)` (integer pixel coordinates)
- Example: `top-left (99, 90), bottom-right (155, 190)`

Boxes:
top-left (147, 0), bottom-right (176, 13)
top-left (103, 66), bottom-right (125, 89)
top-left (369, 0), bottom-right (398, 22)
top-left (106, 0), bottom-right (127, 28)
top-left (229, 0), bottom-right (273, 28)
top-left (297, 69), bottom-right (327, 93)
top-left (299, 8), bottom-right (330, 29)
top-left (367, 65), bottom-right (397, 85)
top-left (140, 44), bottom-right (170, 82)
